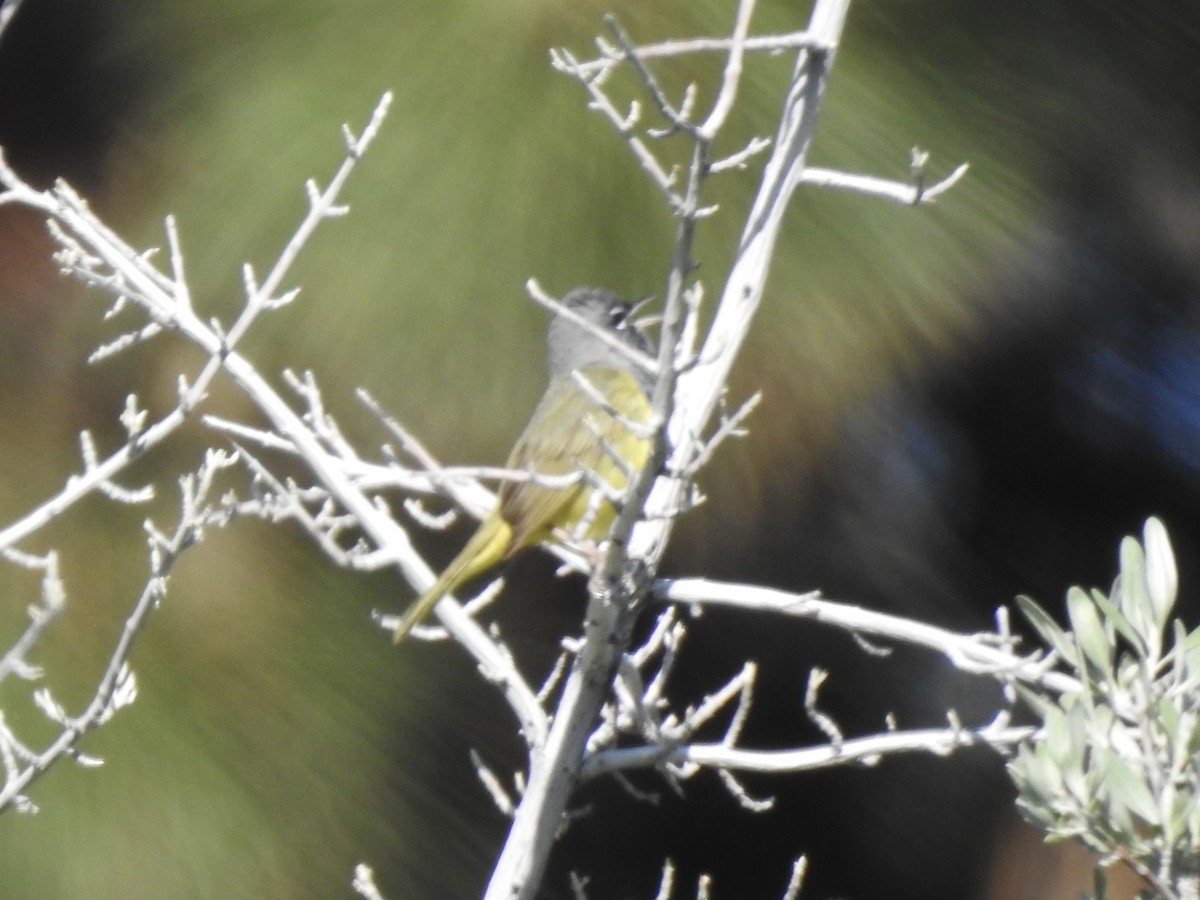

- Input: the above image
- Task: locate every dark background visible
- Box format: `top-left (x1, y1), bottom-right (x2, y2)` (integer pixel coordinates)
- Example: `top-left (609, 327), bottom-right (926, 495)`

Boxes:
top-left (2, 1), bottom-right (1198, 897)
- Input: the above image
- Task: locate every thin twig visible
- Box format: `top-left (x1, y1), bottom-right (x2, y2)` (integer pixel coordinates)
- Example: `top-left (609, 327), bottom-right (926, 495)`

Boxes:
top-left (658, 578), bottom-right (1080, 694)
top-left (573, 31), bottom-right (822, 80)
top-left (581, 716), bottom-right (1035, 779)
top-left (800, 162), bottom-right (969, 204)
top-left (0, 453), bottom-right (234, 813)
top-left (699, 0), bottom-right (757, 138)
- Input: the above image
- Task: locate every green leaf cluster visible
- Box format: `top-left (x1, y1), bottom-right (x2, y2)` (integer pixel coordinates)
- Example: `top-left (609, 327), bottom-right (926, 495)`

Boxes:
top-left (1009, 519), bottom-right (1200, 896)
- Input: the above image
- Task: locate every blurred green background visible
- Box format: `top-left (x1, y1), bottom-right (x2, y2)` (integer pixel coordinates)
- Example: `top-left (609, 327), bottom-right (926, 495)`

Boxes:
top-left (2, 1), bottom-right (1199, 898)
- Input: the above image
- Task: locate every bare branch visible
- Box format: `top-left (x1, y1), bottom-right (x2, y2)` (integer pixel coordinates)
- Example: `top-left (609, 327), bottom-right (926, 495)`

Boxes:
top-left (226, 93), bottom-right (393, 350)
top-left (708, 136), bottom-right (772, 174)
top-left (699, 0), bottom-right (757, 138)
top-left (800, 161), bottom-right (970, 204)
top-left (782, 857), bottom-right (808, 900)
top-left (716, 767), bottom-right (774, 812)
top-left (581, 715), bottom-right (1034, 780)
top-left (0, 450), bottom-right (238, 814)
top-left (804, 668), bottom-right (842, 747)
top-left (549, 48), bottom-right (683, 204)
top-left (658, 578), bottom-right (1080, 694)
top-left (472, 749), bottom-right (518, 818)
top-left (574, 31), bottom-right (824, 80)
top-left (0, 549), bottom-right (65, 684)
top-left (486, 5), bottom-right (856, 896)
top-left (603, 15), bottom-right (706, 142)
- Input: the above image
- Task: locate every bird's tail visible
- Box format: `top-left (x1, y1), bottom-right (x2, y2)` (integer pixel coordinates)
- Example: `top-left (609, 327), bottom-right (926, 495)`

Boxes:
top-left (393, 518), bottom-right (511, 642)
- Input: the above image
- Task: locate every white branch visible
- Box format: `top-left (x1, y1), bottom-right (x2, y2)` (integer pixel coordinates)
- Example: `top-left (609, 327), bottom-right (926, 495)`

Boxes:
top-left (0, 549), bottom-right (64, 684)
top-left (1, 94), bottom-right (553, 791)
top-left (699, 0), bottom-right (756, 138)
top-left (581, 716), bottom-right (1034, 779)
top-left (801, 161), bottom-right (970, 204)
top-left (659, 577), bottom-right (1080, 694)
top-left (575, 31), bottom-right (824, 80)
top-left (0, 453), bottom-right (234, 814)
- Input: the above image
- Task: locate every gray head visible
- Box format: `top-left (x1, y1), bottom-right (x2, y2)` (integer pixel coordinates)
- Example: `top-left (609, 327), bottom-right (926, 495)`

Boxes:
top-left (546, 287), bottom-right (654, 390)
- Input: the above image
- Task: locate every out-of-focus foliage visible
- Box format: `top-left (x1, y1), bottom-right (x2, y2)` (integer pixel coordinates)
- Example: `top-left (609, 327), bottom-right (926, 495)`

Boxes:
top-left (3, 0), bottom-right (1200, 898)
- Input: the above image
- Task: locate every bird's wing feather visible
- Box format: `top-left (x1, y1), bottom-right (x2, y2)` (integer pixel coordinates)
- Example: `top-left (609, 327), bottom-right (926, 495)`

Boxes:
top-left (500, 367), bottom-right (649, 552)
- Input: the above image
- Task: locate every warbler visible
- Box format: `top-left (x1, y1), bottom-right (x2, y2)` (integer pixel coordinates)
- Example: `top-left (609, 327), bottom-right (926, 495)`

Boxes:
top-left (394, 287), bottom-right (654, 641)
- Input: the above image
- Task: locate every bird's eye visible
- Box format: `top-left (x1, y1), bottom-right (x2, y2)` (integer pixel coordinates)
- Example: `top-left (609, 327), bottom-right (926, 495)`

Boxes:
top-left (609, 307), bottom-right (629, 329)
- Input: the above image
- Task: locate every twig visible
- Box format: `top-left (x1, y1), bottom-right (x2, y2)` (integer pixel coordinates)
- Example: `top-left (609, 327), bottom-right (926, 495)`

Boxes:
top-left (574, 32), bottom-right (824, 80)
top-left (782, 857), bottom-right (808, 900)
top-left (657, 577), bottom-right (1081, 694)
top-left (699, 0), bottom-right (757, 138)
top-left (580, 716), bottom-right (1034, 779)
top-left (3, 94), bottom-right (551, 748)
top-left (549, 48), bottom-right (682, 204)
top-left (800, 161), bottom-right (969, 204)
top-left (0, 452), bottom-right (236, 813)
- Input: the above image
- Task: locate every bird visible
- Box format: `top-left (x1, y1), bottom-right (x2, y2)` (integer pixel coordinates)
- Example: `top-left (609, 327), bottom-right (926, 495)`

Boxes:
top-left (393, 286), bottom-right (656, 641)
